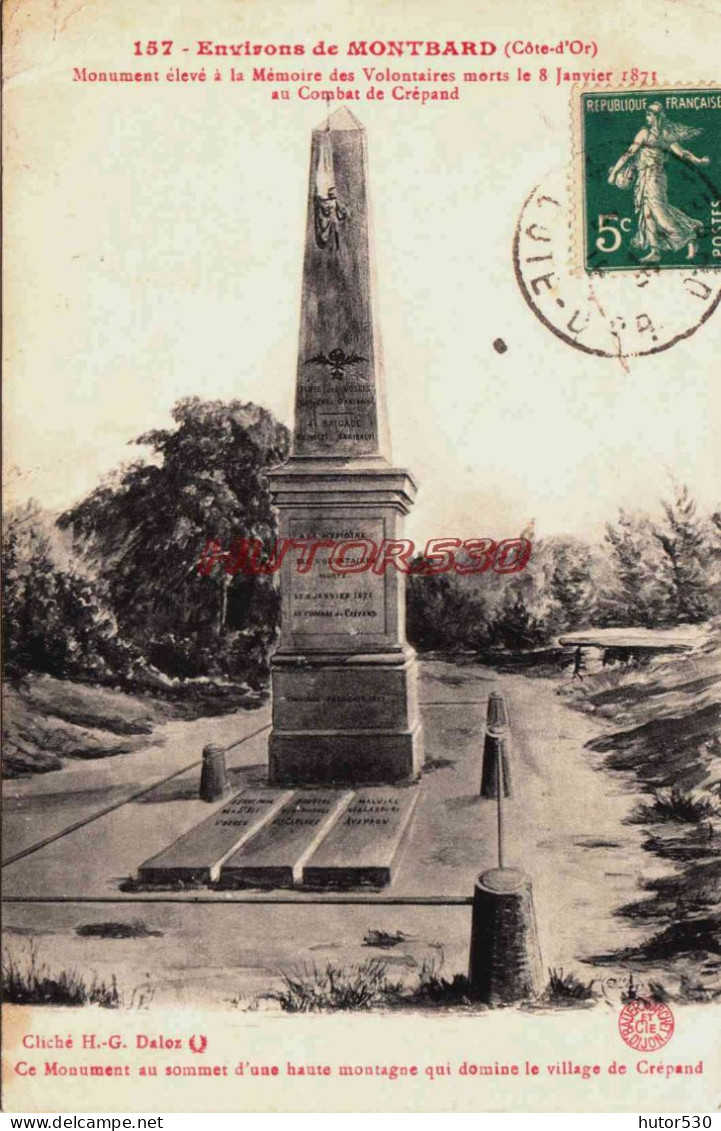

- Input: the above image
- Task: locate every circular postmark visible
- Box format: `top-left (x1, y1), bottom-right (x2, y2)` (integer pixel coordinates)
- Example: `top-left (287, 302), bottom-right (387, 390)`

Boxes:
top-left (514, 169), bottom-right (721, 359)
top-left (618, 998), bottom-right (675, 1052)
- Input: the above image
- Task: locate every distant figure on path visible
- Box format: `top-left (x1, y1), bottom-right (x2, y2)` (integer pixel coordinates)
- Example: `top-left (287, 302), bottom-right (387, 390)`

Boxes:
top-left (572, 646), bottom-right (585, 681)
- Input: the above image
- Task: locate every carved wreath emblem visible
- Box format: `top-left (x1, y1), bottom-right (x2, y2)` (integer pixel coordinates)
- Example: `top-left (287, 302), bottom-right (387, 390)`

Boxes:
top-left (305, 347), bottom-right (367, 379)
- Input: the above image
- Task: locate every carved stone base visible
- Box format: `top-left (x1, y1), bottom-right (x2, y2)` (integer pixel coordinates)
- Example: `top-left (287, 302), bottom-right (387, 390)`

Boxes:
top-left (268, 651), bottom-right (423, 786)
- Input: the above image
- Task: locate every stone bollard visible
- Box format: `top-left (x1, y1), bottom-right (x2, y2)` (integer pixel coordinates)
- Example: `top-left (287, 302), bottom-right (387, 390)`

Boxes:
top-left (487, 689), bottom-right (510, 731)
top-left (480, 691), bottom-right (512, 798)
top-left (480, 734), bottom-right (513, 798)
top-left (468, 867), bottom-right (544, 1005)
top-left (199, 743), bottom-right (231, 803)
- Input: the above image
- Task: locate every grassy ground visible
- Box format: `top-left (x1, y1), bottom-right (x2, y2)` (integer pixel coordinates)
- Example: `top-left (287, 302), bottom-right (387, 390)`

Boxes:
top-left (2, 673), bottom-right (267, 778)
top-left (2, 942), bottom-right (122, 1007)
top-left (558, 628), bottom-right (721, 998)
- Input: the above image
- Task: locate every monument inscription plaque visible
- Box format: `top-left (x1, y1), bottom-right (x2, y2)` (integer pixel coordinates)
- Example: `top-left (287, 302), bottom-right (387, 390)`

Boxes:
top-left (287, 516), bottom-right (387, 641)
top-left (296, 371), bottom-right (379, 454)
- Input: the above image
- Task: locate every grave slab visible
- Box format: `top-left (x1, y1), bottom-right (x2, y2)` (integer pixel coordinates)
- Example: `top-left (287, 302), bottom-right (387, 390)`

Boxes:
top-left (137, 790), bottom-right (293, 884)
top-left (219, 789), bottom-right (354, 888)
top-left (302, 786), bottom-right (419, 888)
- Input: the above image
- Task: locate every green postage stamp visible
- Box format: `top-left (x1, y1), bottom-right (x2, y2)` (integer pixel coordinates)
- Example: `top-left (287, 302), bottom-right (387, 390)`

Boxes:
top-left (579, 87), bottom-right (721, 272)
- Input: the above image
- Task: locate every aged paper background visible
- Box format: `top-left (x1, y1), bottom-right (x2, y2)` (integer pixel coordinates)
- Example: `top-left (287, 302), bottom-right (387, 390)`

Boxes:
top-left (3, 0), bottom-right (720, 1113)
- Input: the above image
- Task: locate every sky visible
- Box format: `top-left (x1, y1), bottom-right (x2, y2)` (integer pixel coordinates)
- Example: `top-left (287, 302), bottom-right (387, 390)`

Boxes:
top-left (4, 0), bottom-right (721, 549)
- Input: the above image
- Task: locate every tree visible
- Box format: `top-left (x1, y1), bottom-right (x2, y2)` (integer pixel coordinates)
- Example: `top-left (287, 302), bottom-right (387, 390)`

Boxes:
top-left (59, 398), bottom-right (290, 677)
top-left (544, 537), bottom-right (597, 632)
top-left (491, 587), bottom-right (548, 650)
top-left (600, 509), bottom-right (673, 626)
top-left (406, 557), bottom-right (499, 652)
top-left (2, 503), bottom-right (135, 681)
top-left (652, 484), bottom-right (716, 624)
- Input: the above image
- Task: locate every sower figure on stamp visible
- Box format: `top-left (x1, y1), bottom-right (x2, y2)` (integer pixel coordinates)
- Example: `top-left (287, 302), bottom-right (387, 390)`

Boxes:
top-left (608, 101), bottom-right (711, 264)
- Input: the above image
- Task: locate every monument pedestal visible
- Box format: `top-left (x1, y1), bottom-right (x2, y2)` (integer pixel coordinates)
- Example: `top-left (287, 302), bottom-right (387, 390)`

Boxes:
top-left (269, 649), bottom-right (423, 785)
top-left (267, 462), bottom-right (423, 786)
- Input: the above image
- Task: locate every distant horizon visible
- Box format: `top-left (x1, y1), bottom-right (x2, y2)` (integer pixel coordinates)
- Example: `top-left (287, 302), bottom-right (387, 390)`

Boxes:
top-left (6, 427), bottom-right (715, 555)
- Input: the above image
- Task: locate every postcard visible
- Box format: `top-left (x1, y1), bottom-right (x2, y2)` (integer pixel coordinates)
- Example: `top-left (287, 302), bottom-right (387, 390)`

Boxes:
top-left (3, 0), bottom-right (720, 1114)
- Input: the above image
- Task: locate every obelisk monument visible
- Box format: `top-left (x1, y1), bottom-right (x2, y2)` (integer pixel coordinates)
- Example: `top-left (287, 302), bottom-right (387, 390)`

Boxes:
top-left (267, 108), bottom-right (423, 785)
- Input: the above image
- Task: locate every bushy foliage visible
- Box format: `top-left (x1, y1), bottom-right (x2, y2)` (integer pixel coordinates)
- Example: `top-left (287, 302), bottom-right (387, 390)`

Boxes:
top-left (406, 571), bottom-right (493, 650)
top-left (654, 484), bottom-right (717, 623)
top-left (3, 399), bottom-right (290, 690)
top-left (598, 510), bottom-right (673, 626)
top-left (545, 968), bottom-right (597, 1002)
top-left (59, 398), bottom-right (289, 639)
top-left (2, 944), bottom-right (121, 1008)
top-left (600, 485), bottom-right (721, 627)
top-left (56, 398), bottom-right (289, 684)
top-left (407, 536), bottom-right (600, 653)
top-left (407, 485), bottom-right (721, 653)
top-left (269, 960), bottom-right (401, 1012)
top-left (2, 503), bottom-right (141, 683)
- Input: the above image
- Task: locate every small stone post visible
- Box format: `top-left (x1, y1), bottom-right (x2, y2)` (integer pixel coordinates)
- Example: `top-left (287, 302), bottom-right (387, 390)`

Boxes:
top-left (469, 688), bottom-right (543, 1004)
top-left (199, 743), bottom-right (230, 803)
top-left (468, 867), bottom-right (544, 1004)
top-left (480, 690), bottom-right (512, 798)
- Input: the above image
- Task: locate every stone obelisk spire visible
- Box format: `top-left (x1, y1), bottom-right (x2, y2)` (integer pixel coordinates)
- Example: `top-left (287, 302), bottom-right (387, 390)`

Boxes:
top-left (267, 109), bottom-right (423, 786)
top-left (293, 107), bottom-right (390, 464)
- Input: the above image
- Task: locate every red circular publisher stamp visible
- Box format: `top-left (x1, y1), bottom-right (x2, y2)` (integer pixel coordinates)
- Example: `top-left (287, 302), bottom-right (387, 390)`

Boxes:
top-left (618, 998), bottom-right (675, 1052)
